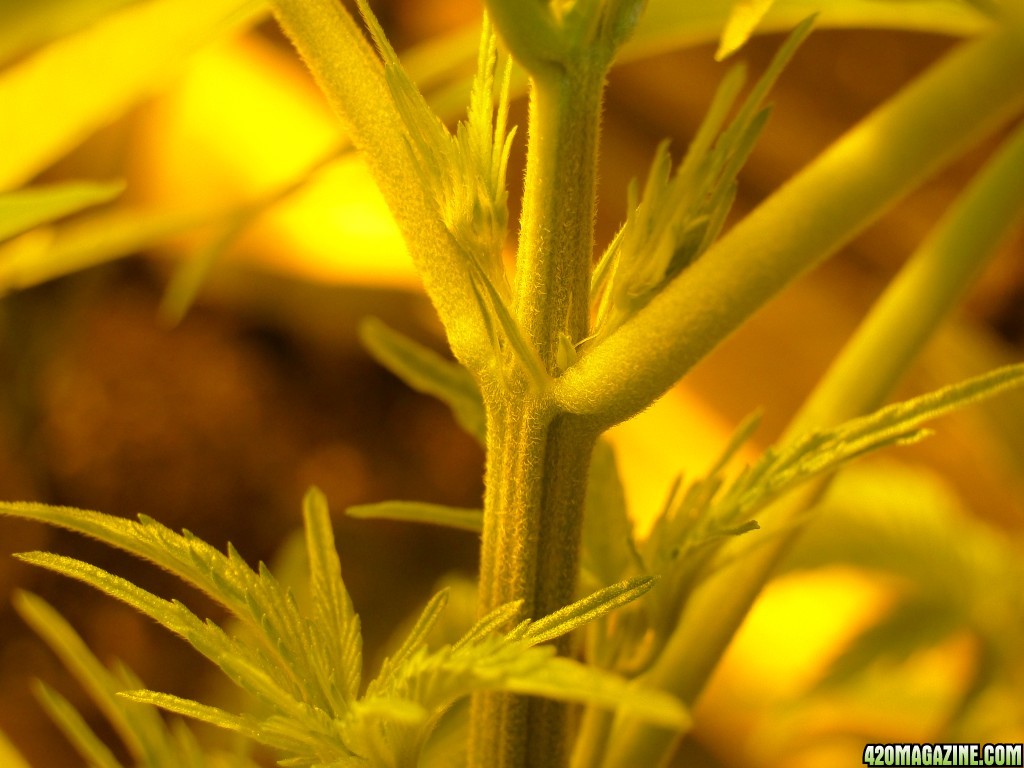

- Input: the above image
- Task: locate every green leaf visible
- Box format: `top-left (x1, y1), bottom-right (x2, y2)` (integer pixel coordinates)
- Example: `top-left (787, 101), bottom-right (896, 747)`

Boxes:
top-left (620, 364), bottom-right (1024, 683)
top-left (5, 486), bottom-right (690, 765)
top-left (1, 494), bottom-right (365, 729)
top-left (15, 552), bottom-right (298, 708)
top-left (455, 601), bottom-right (524, 650)
top-left (627, 0), bottom-right (987, 60)
top-left (347, 500), bottom-right (483, 533)
top-left (502, 657), bottom-right (690, 731)
top-left (355, 584), bottom-right (688, 759)
top-left (32, 681), bottom-right (124, 768)
top-left (716, 0), bottom-right (778, 59)
top-left (119, 689), bottom-right (332, 760)
top-left (0, 205), bottom-right (213, 296)
top-left (359, 317), bottom-right (485, 444)
top-left (158, 212), bottom-right (252, 327)
top-left (355, 8), bottom-right (532, 385)
top-left (518, 576), bottom-right (656, 646)
top-left (673, 363), bottom-right (1024, 558)
top-left (302, 487), bottom-right (361, 705)
top-left (0, 0), bottom-right (143, 65)
top-left (0, 0), bottom-right (265, 192)
top-left (0, 729), bottom-right (31, 768)
top-left (15, 550), bottom-right (360, 761)
top-left (580, 439), bottom-right (640, 590)
top-left (117, 691), bottom-right (265, 745)
top-left (0, 180), bottom-right (125, 242)
top-left (592, 19), bottom-right (811, 343)
top-left (379, 589), bottom-right (452, 683)
top-left (467, 265), bottom-right (549, 391)
top-left (15, 591), bottom-right (177, 767)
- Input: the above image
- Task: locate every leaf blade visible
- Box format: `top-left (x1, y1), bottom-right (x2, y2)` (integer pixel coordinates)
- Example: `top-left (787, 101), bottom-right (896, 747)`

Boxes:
top-left (0, 180), bottom-right (125, 242)
top-left (0, 0), bottom-right (265, 192)
top-left (347, 500), bottom-right (483, 533)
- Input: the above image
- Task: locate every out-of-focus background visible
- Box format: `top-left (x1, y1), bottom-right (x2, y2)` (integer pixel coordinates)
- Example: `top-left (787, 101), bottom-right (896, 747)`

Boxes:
top-left (1, 1), bottom-right (1022, 766)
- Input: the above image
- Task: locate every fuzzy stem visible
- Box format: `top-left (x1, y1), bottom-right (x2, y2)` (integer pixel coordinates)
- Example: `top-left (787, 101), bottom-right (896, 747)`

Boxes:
top-left (600, 65), bottom-right (1024, 768)
top-left (513, 67), bottom-right (605, 366)
top-left (269, 0), bottom-right (490, 368)
top-left (469, 53), bottom-right (608, 768)
top-left (554, 22), bottom-right (1024, 429)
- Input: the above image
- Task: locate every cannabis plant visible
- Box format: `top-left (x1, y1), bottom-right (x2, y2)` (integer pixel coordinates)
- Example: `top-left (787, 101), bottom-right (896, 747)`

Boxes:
top-left (2, 0), bottom-right (1024, 766)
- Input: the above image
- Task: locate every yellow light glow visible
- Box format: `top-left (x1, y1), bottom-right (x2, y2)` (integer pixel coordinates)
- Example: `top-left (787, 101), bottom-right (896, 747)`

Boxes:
top-left (132, 33), bottom-right (418, 288)
top-left (607, 384), bottom-right (747, 536)
top-left (695, 568), bottom-right (978, 766)
top-left (716, 569), bottom-right (892, 699)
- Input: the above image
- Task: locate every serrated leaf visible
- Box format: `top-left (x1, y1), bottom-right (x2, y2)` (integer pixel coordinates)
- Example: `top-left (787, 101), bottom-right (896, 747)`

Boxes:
top-left (1, 496), bottom-right (367, 732)
top-left (118, 690), bottom-right (265, 744)
top-left (469, 265), bottom-right (549, 391)
top-left (378, 589), bottom-right (451, 689)
top-left (302, 487), bottom-right (361, 705)
top-left (592, 20), bottom-right (811, 342)
top-left (15, 552), bottom-right (303, 716)
top-left (629, 365), bottom-right (1024, 679)
top-left (14, 548), bottom-right (364, 765)
top-left (357, 588), bottom-right (689, 759)
top-left (359, 317), bottom-right (485, 444)
top-left (0, 0), bottom-right (265, 192)
top-left (124, 689), bottom-right (351, 762)
top-left (455, 601), bottom-right (524, 650)
top-left (720, 363), bottom-right (1024, 535)
top-left (347, 500), bottom-right (483, 533)
top-left (520, 576), bottom-right (656, 646)
top-left (0, 180), bottom-right (125, 242)
top-left (356, 3), bottom-right (522, 377)
top-left (5, 490), bottom-right (691, 765)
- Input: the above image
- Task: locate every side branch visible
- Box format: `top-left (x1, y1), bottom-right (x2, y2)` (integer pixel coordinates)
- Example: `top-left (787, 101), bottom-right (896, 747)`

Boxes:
top-left (269, 0), bottom-right (489, 368)
top-left (553, 22), bottom-right (1024, 429)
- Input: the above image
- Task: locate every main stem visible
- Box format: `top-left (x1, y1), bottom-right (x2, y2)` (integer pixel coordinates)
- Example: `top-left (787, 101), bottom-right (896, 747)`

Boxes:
top-left (469, 61), bottom-right (607, 768)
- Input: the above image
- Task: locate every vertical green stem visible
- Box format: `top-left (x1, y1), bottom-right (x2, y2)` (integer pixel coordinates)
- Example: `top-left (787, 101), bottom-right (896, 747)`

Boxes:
top-left (469, 58), bottom-right (608, 768)
top-left (513, 67), bottom-right (605, 365)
